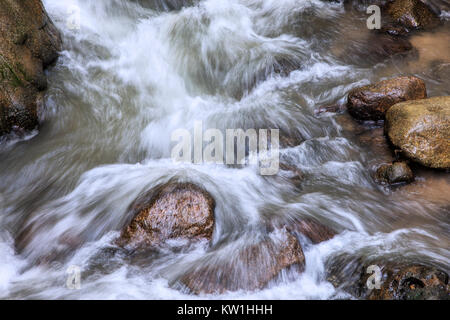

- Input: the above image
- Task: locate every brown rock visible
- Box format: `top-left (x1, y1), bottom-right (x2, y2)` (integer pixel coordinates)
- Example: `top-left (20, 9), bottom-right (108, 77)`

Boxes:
top-left (288, 219), bottom-right (336, 244)
top-left (385, 96), bottom-right (450, 169)
top-left (387, 0), bottom-right (441, 30)
top-left (118, 183), bottom-right (215, 248)
top-left (367, 265), bottom-right (449, 300)
top-left (180, 228), bottom-right (305, 294)
top-left (0, 0), bottom-right (61, 136)
top-left (375, 161), bottom-right (414, 184)
top-left (347, 76), bottom-right (427, 121)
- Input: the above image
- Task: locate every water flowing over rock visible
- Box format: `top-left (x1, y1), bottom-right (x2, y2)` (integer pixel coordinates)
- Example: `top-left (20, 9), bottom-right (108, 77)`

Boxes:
top-left (287, 219), bottom-right (336, 244)
top-left (180, 228), bottom-right (305, 294)
top-left (385, 96), bottom-right (450, 169)
top-left (0, 0), bottom-right (61, 136)
top-left (387, 0), bottom-right (441, 30)
top-left (347, 76), bottom-right (427, 121)
top-left (375, 162), bottom-right (414, 185)
top-left (118, 183), bottom-right (215, 248)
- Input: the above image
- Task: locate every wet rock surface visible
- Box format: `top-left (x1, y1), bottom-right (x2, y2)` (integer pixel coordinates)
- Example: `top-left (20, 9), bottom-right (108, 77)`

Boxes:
top-left (385, 96), bottom-right (450, 169)
top-left (347, 76), bottom-right (427, 121)
top-left (327, 257), bottom-right (449, 300)
top-left (386, 0), bottom-right (441, 30)
top-left (287, 219), bottom-right (336, 244)
top-left (0, 0), bottom-right (61, 136)
top-left (118, 183), bottom-right (215, 248)
top-left (365, 264), bottom-right (449, 300)
top-left (180, 228), bottom-right (305, 294)
top-left (375, 161), bottom-right (414, 185)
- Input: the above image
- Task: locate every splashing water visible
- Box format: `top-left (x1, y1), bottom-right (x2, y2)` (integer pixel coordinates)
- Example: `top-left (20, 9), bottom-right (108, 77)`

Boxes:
top-left (0, 0), bottom-right (449, 299)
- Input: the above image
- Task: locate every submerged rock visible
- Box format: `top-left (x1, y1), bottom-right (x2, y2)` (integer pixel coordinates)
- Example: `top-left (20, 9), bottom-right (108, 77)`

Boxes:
top-left (287, 219), bottom-right (336, 244)
top-left (347, 76), bottom-right (427, 121)
top-left (180, 228), bottom-right (305, 294)
top-left (385, 96), bottom-right (450, 169)
top-left (118, 183), bottom-right (215, 248)
top-left (387, 0), bottom-right (440, 30)
top-left (337, 33), bottom-right (415, 67)
top-left (375, 161), bottom-right (414, 185)
top-left (0, 0), bottom-right (62, 136)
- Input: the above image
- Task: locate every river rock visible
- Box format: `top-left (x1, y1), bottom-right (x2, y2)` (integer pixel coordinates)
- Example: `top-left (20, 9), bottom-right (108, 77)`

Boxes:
top-left (366, 265), bottom-right (449, 300)
top-left (118, 183), bottom-right (215, 248)
top-left (180, 228), bottom-right (305, 294)
top-left (385, 96), bottom-right (450, 169)
top-left (347, 76), bottom-right (427, 121)
top-left (0, 0), bottom-right (62, 136)
top-left (387, 0), bottom-right (441, 30)
top-left (375, 161), bottom-right (414, 185)
top-left (288, 219), bottom-right (336, 244)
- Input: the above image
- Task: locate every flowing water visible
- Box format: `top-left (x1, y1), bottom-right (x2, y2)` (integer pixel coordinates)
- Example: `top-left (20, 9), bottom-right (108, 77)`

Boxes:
top-left (0, 0), bottom-right (449, 299)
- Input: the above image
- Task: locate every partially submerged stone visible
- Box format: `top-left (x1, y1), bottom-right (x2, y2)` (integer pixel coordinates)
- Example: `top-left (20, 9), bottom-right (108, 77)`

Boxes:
top-left (387, 0), bottom-right (441, 30)
top-left (288, 219), bottom-right (336, 244)
top-left (118, 183), bottom-right (215, 248)
top-left (180, 228), bottom-right (305, 294)
top-left (347, 76), bottom-right (427, 121)
top-left (375, 161), bottom-right (414, 185)
top-left (385, 96), bottom-right (450, 169)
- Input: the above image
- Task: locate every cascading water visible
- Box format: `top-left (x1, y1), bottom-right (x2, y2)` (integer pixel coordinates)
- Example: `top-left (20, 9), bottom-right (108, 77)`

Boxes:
top-left (0, 0), bottom-right (449, 299)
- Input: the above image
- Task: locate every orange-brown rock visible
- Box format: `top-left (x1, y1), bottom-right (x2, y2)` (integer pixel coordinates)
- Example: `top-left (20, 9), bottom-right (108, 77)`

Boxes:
top-left (0, 0), bottom-right (61, 135)
top-left (347, 76), bottom-right (427, 121)
top-left (180, 228), bottom-right (305, 294)
top-left (385, 96), bottom-right (450, 169)
top-left (366, 265), bottom-right (449, 300)
top-left (387, 0), bottom-right (440, 30)
top-left (118, 183), bottom-right (215, 248)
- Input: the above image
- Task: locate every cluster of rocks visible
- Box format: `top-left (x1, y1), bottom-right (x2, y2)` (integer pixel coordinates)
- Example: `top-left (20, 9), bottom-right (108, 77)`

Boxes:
top-left (343, 75), bottom-right (449, 185)
top-left (1, 0), bottom-right (447, 300)
top-left (116, 181), bottom-right (336, 294)
top-left (0, 0), bottom-right (61, 137)
top-left (116, 180), bottom-right (449, 299)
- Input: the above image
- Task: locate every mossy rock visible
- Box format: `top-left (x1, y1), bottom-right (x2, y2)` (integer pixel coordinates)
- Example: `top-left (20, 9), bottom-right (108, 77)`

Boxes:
top-left (385, 96), bottom-right (450, 169)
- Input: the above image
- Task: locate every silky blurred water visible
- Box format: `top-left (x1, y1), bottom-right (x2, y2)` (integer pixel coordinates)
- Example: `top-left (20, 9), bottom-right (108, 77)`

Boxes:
top-left (0, 0), bottom-right (449, 299)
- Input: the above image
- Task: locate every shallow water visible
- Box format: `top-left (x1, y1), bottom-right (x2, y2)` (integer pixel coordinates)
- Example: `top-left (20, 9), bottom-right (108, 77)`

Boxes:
top-left (0, 0), bottom-right (449, 299)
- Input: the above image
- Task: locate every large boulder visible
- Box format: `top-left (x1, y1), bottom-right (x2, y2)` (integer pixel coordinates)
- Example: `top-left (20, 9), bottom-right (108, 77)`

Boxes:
top-left (347, 76), bottom-right (427, 121)
top-left (385, 96), bottom-right (450, 169)
top-left (118, 183), bottom-right (215, 248)
top-left (180, 228), bottom-right (305, 294)
top-left (386, 0), bottom-right (441, 30)
top-left (0, 0), bottom-right (61, 136)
